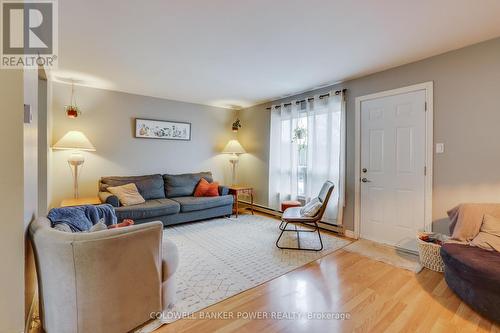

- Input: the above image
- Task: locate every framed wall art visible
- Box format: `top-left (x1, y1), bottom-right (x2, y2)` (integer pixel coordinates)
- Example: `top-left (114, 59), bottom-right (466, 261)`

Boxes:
top-left (135, 118), bottom-right (191, 141)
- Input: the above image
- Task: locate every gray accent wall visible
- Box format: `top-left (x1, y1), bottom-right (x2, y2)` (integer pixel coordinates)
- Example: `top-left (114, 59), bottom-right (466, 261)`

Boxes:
top-left (238, 37), bottom-right (500, 234)
top-left (50, 83), bottom-right (235, 207)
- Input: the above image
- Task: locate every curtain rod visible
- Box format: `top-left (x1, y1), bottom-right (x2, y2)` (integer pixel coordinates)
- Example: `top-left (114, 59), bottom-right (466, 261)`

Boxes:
top-left (266, 89), bottom-right (346, 110)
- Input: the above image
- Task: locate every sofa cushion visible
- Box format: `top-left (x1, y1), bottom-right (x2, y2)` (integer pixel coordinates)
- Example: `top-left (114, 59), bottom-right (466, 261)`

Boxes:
top-left (172, 195), bottom-right (233, 213)
top-left (440, 243), bottom-right (500, 286)
top-left (163, 172), bottom-right (213, 198)
top-left (107, 183), bottom-right (145, 206)
top-left (471, 214), bottom-right (500, 252)
top-left (115, 198), bottom-right (180, 220)
top-left (100, 174), bottom-right (165, 200)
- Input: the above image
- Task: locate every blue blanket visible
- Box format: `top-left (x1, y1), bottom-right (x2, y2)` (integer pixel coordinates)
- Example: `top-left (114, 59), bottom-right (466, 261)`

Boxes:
top-left (48, 204), bottom-right (117, 232)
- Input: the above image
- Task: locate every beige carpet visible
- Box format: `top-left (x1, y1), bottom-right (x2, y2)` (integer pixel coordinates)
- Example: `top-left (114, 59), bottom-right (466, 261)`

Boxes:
top-left (136, 214), bottom-right (351, 332)
top-left (343, 239), bottom-right (422, 273)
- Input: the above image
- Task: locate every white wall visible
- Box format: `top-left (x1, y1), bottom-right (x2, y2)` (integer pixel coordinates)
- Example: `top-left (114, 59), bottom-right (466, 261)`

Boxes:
top-left (0, 68), bottom-right (46, 333)
top-left (24, 69), bottom-right (39, 227)
top-left (50, 83), bottom-right (236, 206)
top-left (0, 70), bottom-right (25, 333)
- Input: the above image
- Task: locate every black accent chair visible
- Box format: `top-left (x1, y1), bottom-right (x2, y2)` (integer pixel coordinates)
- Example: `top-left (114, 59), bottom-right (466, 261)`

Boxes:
top-left (276, 181), bottom-right (334, 251)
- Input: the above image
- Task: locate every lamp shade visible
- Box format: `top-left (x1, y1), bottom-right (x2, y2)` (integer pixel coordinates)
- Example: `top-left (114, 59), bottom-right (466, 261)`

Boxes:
top-left (222, 139), bottom-right (246, 154)
top-left (52, 131), bottom-right (96, 151)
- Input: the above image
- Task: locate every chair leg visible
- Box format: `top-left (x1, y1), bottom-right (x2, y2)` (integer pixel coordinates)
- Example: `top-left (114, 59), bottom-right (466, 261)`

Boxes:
top-left (280, 220), bottom-right (315, 232)
top-left (276, 221), bottom-right (323, 251)
top-left (314, 222), bottom-right (323, 251)
top-left (275, 221), bottom-right (289, 247)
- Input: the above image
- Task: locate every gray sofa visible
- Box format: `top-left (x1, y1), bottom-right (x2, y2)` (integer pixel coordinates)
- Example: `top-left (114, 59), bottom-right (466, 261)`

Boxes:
top-left (98, 171), bottom-right (233, 226)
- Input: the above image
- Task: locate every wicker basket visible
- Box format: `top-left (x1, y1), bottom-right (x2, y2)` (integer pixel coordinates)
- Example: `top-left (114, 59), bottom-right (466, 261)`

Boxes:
top-left (417, 233), bottom-right (445, 272)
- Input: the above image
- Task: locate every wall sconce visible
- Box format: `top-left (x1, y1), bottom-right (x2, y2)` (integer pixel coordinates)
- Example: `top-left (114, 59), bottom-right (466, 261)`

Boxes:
top-left (232, 119), bottom-right (241, 132)
top-left (65, 82), bottom-right (81, 118)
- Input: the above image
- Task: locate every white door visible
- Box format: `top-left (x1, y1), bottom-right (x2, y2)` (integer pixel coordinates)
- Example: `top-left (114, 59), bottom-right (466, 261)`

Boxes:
top-left (360, 89), bottom-right (426, 252)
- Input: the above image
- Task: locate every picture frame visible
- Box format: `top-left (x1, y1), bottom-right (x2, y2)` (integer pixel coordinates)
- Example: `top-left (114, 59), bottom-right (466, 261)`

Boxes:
top-left (135, 118), bottom-right (191, 141)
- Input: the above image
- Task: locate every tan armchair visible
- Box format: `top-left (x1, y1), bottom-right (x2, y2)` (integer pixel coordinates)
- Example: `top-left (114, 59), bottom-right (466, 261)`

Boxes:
top-left (29, 217), bottom-right (178, 333)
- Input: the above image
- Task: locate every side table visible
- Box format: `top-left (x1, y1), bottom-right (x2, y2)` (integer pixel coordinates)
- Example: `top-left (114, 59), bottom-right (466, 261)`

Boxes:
top-left (228, 186), bottom-right (254, 218)
top-left (60, 196), bottom-right (101, 207)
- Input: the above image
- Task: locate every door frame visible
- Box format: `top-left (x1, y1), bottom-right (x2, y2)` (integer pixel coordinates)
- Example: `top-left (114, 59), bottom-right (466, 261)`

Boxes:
top-left (353, 82), bottom-right (433, 239)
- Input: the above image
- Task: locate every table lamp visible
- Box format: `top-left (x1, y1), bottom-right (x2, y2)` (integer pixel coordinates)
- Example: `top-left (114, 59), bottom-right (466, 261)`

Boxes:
top-left (222, 139), bottom-right (246, 185)
top-left (52, 131), bottom-right (96, 198)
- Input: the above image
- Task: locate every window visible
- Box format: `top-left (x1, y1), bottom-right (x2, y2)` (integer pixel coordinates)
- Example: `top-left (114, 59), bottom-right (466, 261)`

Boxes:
top-left (269, 92), bottom-right (346, 223)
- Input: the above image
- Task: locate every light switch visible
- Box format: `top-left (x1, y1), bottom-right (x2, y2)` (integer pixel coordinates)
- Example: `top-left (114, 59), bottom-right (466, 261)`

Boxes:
top-left (436, 143), bottom-right (444, 154)
top-left (24, 104), bottom-right (32, 124)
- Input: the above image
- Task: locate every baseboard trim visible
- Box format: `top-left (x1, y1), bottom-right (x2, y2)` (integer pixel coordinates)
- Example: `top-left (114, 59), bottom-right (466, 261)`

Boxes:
top-left (317, 221), bottom-right (344, 234)
top-left (344, 230), bottom-right (357, 239)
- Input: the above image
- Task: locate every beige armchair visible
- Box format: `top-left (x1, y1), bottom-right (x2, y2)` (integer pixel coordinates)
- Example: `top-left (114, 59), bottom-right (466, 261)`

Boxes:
top-left (29, 217), bottom-right (178, 333)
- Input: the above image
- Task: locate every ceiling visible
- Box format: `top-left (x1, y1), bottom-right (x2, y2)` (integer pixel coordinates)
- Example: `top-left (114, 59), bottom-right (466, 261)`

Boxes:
top-left (52, 0), bottom-right (500, 109)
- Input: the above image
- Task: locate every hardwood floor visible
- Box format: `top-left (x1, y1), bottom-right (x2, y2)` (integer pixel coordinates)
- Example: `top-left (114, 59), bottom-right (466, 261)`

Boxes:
top-left (157, 216), bottom-right (499, 333)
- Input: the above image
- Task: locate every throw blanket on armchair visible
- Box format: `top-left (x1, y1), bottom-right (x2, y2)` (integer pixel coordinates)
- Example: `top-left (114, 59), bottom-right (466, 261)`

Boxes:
top-left (48, 204), bottom-right (117, 232)
top-left (448, 203), bottom-right (500, 242)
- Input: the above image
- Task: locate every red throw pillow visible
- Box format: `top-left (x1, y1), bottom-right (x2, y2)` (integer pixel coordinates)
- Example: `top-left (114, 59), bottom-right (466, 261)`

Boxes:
top-left (205, 182), bottom-right (219, 197)
top-left (194, 178), bottom-right (210, 197)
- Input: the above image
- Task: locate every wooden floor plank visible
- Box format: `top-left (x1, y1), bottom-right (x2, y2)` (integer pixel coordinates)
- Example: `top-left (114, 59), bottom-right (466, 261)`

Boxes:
top-left (156, 215), bottom-right (499, 333)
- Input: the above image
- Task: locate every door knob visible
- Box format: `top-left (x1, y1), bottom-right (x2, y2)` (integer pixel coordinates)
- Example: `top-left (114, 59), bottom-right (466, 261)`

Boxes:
top-left (362, 168), bottom-right (367, 173)
top-left (361, 178), bottom-right (371, 183)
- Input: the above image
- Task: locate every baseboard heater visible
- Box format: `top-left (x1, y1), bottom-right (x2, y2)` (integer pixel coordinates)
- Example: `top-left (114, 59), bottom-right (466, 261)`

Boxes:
top-left (238, 200), bottom-right (282, 217)
top-left (237, 200), bottom-right (345, 235)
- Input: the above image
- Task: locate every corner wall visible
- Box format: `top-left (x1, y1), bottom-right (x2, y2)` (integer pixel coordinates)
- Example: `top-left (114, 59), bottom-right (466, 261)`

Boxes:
top-left (50, 83), bottom-right (236, 207)
top-left (238, 37), bottom-right (500, 234)
top-left (0, 70), bottom-right (25, 333)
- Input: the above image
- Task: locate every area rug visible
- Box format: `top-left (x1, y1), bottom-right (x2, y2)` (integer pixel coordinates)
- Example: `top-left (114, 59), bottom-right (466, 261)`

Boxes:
top-left (136, 214), bottom-right (350, 331)
top-left (343, 239), bottom-right (422, 273)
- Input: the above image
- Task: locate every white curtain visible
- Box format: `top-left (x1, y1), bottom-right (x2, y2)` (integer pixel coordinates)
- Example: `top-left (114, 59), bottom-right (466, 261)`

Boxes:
top-left (268, 91), bottom-right (346, 224)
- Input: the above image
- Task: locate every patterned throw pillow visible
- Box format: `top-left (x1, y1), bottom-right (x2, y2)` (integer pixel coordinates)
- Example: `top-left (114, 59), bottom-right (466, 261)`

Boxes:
top-left (107, 183), bottom-right (145, 206)
top-left (300, 198), bottom-right (322, 217)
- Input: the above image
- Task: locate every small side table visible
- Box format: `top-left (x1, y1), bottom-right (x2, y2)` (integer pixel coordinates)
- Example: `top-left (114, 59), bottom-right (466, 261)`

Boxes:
top-left (60, 196), bottom-right (101, 207)
top-left (228, 185), bottom-right (254, 218)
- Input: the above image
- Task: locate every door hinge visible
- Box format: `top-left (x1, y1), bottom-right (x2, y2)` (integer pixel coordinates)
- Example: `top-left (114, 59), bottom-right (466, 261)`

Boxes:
top-left (424, 166), bottom-right (427, 176)
top-left (424, 102), bottom-right (427, 111)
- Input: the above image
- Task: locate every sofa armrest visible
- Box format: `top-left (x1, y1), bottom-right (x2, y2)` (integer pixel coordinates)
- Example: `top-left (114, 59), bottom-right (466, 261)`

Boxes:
top-left (218, 185), bottom-right (229, 196)
top-left (98, 191), bottom-right (119, 207)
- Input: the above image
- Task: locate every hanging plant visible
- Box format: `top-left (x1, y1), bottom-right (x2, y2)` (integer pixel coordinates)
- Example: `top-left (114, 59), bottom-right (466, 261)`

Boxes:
top-left (232, 118), bottom-right (241, 132)
top-left (65, 105), bottom-right (80, 118)
top-left (292, 127), bottom-right (307, 150)
top-left (65, 82), bottom-right (81, 118)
